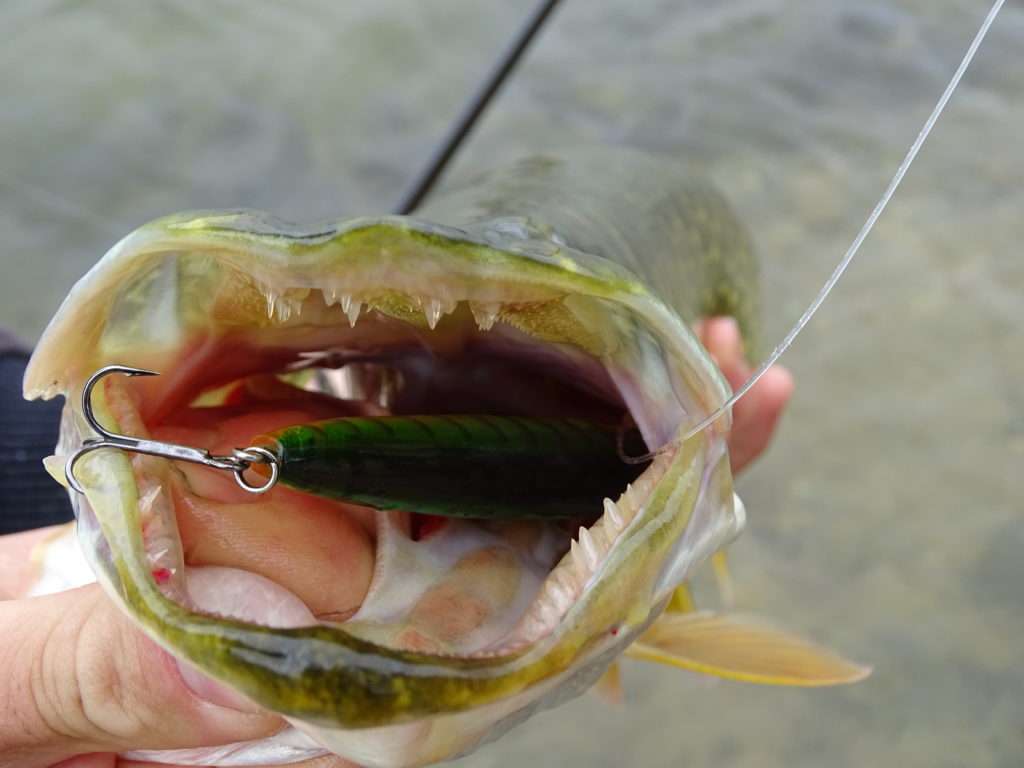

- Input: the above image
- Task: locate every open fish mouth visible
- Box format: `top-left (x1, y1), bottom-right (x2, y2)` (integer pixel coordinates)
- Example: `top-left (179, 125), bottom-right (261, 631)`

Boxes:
top-left (25, 155), bottom-right (748, 763)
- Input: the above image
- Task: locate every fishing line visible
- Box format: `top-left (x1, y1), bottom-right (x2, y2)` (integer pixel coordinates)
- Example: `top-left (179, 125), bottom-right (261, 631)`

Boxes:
top-left (678, 0), bottom-right (1005, 444)
top-left (0, 173), bottom-right (123, 238)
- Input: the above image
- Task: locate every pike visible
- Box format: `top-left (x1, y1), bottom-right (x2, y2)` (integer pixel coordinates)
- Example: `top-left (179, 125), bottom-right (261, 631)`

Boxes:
top-left (20, 1), bottom-right (1003, 764)
top-left (24, 149), bottom-right (863, 767)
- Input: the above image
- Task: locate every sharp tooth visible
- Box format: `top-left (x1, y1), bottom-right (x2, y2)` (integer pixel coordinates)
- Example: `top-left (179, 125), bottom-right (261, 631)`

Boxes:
top-left (425, 298), bottom-right (443, 330)
top-left (266, 292), bottom-right (278, 319)
top-left (470, 302), bottom-right (500, 331)
top-left (578, 526), bottom-right (600, 570)
top-left (569, 539), bottom-right (590, 576)
top-left (603, 497), bottom-right (625, 530)
top-left (346, 300), bottom-right (362, 327)
top-left (325, 288), bottom-right (348, 308)
top-left (623, 482), bottom-right (636, 508)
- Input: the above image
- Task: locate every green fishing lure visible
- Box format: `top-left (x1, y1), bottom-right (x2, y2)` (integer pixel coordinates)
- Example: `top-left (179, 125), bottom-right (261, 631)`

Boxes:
top-left (255, 415), bottom-right (650, 519)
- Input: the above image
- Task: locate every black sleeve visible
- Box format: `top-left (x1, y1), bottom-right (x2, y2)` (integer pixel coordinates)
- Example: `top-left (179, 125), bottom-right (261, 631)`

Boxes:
top-left (0, 331), bottom-right (73, 535)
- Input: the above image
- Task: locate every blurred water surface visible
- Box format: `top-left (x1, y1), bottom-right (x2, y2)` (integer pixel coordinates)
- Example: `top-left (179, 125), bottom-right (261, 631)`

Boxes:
top-left (1, 1), bottom-right (1021, 766)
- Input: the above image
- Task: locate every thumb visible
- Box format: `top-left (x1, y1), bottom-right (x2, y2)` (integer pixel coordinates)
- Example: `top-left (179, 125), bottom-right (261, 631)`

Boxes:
top-left (0, 584), bottom-right (282, 767)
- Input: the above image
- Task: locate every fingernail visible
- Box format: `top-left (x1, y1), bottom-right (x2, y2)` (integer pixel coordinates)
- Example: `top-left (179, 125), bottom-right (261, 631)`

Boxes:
top-left (176, 659), bottom-right (265, 714)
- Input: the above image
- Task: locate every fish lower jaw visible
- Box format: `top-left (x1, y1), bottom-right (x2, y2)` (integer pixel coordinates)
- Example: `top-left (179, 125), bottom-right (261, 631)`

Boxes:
top-left (491, 450), bottom-right (673, 652)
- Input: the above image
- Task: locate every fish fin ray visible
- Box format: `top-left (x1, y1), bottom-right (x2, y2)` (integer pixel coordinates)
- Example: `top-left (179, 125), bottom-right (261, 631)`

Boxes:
top-left (591, 661), bottom-right (624, 705)
top-left (625, 611), bottom-right (870, 687)
top-left (711, 550), bottom-right (735, 607)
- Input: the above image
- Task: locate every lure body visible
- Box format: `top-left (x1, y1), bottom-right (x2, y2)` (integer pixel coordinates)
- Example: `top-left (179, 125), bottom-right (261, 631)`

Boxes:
top-left (259, 415), bottom-right (649, 519)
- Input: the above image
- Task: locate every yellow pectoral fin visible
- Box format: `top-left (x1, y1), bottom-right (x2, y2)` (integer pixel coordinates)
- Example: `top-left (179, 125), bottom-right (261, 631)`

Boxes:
top-left (591, 661), bottom-right (624, 705)
top-left (625, 612), bottom-right (870, 687)
top-left (665, 583), bottom-right (696, 613)
top-left (711, 550), bottom-right (735, 607)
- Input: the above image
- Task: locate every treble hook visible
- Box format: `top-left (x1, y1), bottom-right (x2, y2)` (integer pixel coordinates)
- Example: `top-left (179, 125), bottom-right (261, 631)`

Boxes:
top-left (64, 365), bottom-right (280, 496)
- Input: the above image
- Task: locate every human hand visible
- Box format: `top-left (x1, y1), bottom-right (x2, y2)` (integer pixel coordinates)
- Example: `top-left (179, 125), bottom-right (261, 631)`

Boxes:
top-left (695, 317), bottom-right (794, 474)
top-left (0, 527), bottom-right (355, 768)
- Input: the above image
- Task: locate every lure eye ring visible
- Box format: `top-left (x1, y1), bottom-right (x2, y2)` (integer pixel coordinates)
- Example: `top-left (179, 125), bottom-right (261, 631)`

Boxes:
top-left (231, 446), bottom-right (280, 494)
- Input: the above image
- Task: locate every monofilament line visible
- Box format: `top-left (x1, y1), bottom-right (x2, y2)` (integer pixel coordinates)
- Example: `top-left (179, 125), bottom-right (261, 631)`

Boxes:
top-left (680, 0), bottom-right (1005, 443)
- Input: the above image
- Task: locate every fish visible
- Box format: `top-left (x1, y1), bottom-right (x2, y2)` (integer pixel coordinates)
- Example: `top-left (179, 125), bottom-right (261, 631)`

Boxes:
top-left (22, 148), bottom-right (867, 767)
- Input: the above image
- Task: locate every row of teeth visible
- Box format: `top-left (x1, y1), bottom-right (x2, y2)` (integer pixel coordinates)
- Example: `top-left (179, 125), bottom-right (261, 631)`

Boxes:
top-left (504, 463), bottom-right (663, 647)
top-left (264, 287), bottom-right (502, 331)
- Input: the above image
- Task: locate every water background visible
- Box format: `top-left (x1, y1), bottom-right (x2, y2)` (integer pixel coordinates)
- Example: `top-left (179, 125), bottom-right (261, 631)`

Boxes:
top-left (1, 2), bottom-right (1021, 765)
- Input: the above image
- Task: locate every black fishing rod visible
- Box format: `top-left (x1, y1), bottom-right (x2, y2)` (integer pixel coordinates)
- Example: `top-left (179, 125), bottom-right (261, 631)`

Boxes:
top-left (394, 0), bottom-right (563, 214)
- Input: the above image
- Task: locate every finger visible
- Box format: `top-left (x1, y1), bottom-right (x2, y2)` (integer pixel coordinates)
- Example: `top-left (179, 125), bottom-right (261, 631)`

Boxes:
top-left (0, 525), bottom-right (69, 599)
top-left (174, 477), bottom-right (374, 621)
top-left (117, 757), bottom-right (358, 768)
top-left (696, 316), bottom-right (747, 385)
top-left (730, 365), bottom-right (795, 473)
top-left (0, 584), bottom-right (282, 767)
top-left (52, 754), bottom-right (115, 768)
top-left (55, 756), bottom-right (359, 768)
top-left (694, 316), bottom-right (794, 473)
